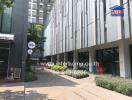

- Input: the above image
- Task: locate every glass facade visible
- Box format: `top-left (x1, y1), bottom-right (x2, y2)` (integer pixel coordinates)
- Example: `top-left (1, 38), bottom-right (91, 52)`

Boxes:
top-left (96, 47), bottom-right (120, 75)
top-left (78, 52), bottom-right (89, 63)
top-left (0, 43), bottom-right (9, 78)
top-left (0, 7), bottom-right (12, 78)
top-left (0, 7), bottom-right (12, 33)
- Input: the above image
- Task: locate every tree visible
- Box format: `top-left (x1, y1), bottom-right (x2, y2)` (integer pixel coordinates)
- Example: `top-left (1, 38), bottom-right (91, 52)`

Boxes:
top-left (26, 24), bottom-right (46, 69)
top-left (27, 24), bottom-right (46, 52)
top-left (0, 0), bottom-right (14, 14)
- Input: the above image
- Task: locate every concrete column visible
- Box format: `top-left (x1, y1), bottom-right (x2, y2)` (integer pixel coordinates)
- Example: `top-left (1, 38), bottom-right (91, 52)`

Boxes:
top-left (64, 52), bottom-right (68, 63)
top-left (73, 50), bottom-right (78, 69)
top-left (89, 49), bottom-right (96, 72)
top-left (119, 40), bottom-right (131, 78)
top-left (57, 54), bottom-right (60, 63)
top-left (51, 56), bottom-right (54, 63)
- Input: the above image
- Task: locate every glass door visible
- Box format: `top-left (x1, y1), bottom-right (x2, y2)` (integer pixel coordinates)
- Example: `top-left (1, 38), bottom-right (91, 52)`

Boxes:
top-left (0, 48), bottom-right (9, 78)
top-left (96, 47), bottom-right (120, 76)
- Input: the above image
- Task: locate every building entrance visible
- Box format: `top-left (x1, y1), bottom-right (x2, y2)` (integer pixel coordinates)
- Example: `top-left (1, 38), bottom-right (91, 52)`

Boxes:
top-left (0, 44), bottom-right (10, 78)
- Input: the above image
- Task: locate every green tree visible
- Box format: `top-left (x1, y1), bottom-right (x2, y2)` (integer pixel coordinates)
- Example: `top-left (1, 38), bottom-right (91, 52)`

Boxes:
top-left (27, 24), bottom-right (46, 52)
top-left (0, 0), bottom-right (14, 14)
top-left (27, 24), bottom-right (46, 69)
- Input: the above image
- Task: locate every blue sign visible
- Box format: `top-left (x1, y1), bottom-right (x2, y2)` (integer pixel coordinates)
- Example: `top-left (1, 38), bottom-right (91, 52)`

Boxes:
top-left (110, 5), bottom-right (124, 16)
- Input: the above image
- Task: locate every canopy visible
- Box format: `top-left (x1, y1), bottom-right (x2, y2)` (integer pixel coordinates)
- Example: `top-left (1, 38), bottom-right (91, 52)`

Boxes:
top-left (0, 33), bottom-right (14, 41)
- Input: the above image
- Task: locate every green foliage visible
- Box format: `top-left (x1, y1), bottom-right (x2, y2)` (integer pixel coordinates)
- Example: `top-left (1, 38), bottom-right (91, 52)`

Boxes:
top-left (95, 76), bottom-right (132, 96)
top-left (65, 70), bottom-right (89, 79)
top-left (0, 0), bottom-right (14, 14)
top-left (34, 24), bottom-right (43, 32)
top-left (27, 24), bottom-right (46, 52)
top-left (49, 65), bottom-right (67, 72)
top-left (25, 69), bottom-right (37, 82)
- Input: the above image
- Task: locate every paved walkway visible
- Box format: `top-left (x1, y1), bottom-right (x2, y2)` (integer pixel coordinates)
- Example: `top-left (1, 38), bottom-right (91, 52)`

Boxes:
top-left (25, 68), bottom-right (132, 100)
top-left (0, 82), bottom-right (24, 100)
top-left (0, 68), bottom-right (132, 100)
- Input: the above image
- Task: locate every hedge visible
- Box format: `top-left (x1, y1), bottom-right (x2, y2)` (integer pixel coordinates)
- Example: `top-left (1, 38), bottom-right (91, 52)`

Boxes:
top-left (95, 76), bottom-right (132, 96)
top-left (65, 70), bottom-right (89, 79)
top-left (25, 69), bottom-right (37, 82)
top-left (49, 65), bottom-right (67, 72)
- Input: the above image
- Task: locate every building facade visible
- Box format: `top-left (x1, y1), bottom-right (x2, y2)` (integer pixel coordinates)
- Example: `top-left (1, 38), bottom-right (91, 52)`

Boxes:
top-left (28, 0), bottom-right (44, 24)
top-left (0, 0), bottom-right (28, 79)
top-left (44, 0), bottom-right (132, 78)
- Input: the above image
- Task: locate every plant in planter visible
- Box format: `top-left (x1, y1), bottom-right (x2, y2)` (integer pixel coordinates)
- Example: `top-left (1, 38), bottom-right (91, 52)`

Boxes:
top-left (25, 68), bottom-right (37, 82)
top-left (65, 70), bottom-right (89, 79)
top-left (95, 76), bottom-right (132, 96)
top-left (49, 65), bottom-right (67, 72)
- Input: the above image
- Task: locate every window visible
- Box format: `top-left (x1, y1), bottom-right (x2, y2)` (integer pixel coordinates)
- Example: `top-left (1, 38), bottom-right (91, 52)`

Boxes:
top-left (32, 17), bottom-right (36, 23)
top-left (0, 7), bottom-right (12, 33)
top-left (32, 11), bottom-right (37, 17)
top-left (33, 0), bottom-right (37, 3)
top-left (28, 4), bottom-right (31, 9)
top-left (40, 0), bottom-right (43, 2)
top-left (28, 17), bottom-right (32, 22)
top-left (96, 47), bottom-right (119, 75)
top-left (39, 19), bottom-right (43, 24)
top-left (39, 5), bottom-right (43, 10)
top-left (32, 4), bottom-right (37, 10)
top-left (28, 10), bottom-right (31, 16)
top-left (39, 12), bottom-right (43, 17)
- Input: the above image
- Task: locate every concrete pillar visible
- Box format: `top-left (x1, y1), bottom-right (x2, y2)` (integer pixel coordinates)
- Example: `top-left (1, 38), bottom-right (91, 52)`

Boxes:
top-left (51, 56), bottom-right (54, 63)
top-left (89, 49), bottom-right (96, 72)
top-left (64, 52), bottom-right (68, 63)
top-left (119, 40), bottom-right (131, 78)
top-left (73, 50), bottom-right (78, 69)
top-left (57, 54), bottom-right (60, 63)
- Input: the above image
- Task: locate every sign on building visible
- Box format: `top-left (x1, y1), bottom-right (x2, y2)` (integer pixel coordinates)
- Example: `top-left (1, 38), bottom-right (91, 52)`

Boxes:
top-left (110, 5), bottom-right (124, 16)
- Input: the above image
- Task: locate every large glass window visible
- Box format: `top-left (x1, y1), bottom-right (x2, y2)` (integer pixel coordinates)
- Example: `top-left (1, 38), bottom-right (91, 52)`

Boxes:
top-left (0, 7), bottom-right (12, 33)
top-left (0, 43), bottom-right (9, 78)
top-left (96, 47), bottom-right (120, 76)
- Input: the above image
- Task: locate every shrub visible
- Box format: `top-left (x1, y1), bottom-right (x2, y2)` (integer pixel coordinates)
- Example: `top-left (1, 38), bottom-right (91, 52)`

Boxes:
top-left (49, 65), bottom-right (67, 72)
top-left (25, 69), bottom-right (37, 82)
top-left (65, 70), bottom-right (89, 79)
top-left (95, 76), bottom-right (132, 96)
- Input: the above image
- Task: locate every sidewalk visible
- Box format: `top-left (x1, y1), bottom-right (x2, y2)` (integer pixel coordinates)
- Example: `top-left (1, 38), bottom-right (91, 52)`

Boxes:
top-left (25, 68), bottom-right (132, 100)
top-left (0, 68), bottom-right (132, 100)
top-left (0, 82), bottom-right (24, 100)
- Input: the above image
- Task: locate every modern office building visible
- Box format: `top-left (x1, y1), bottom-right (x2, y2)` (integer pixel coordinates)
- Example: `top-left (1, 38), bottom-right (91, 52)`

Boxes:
top-left (44, 0), bottom-right (132, 78)
top-left (28, 0), bottom-right (44, 24)
top-left (0, 0), bottom-right (28, 79)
